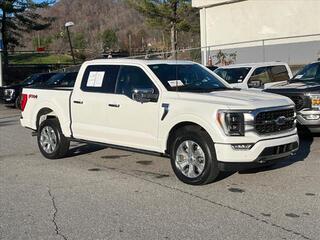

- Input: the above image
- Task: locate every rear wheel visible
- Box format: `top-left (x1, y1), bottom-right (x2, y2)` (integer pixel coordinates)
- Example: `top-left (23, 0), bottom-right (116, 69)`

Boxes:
top-left (170, 126), bottom-right (219, 185)
top-left (37, 118), bottom-right (70, 159)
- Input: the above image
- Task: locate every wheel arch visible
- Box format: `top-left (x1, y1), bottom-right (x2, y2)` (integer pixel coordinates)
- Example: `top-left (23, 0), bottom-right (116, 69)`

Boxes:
top-left (36, 107), bottom-right (58, 130)
top-left (165, 121), bottom-right (212, 155)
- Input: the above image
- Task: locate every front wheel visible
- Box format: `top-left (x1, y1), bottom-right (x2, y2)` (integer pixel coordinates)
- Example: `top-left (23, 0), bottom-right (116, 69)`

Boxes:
top-left (170, 126), bottom-right (219, 185)
top-left (37, 118), bottom-right (70, 159)
top-left (15, 95), bottom-right (21, 109)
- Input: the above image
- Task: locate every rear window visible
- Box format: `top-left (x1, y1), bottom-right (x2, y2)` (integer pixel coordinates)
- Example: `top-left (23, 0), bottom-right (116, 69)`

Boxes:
top-left (214, 67), bottom-right (251, 84)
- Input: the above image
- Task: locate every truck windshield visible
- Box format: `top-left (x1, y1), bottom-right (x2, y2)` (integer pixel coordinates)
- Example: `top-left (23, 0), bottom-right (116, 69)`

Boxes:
top-left (292, 62), bottom-right (320, 82)
top-left (148, 64), bottom-right (230, 92)
top-left (214, 67), bottom-right (251, 84)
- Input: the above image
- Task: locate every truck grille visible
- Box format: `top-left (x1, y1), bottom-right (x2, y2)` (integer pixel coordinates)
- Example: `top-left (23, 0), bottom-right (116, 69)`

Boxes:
top-left (289, 96), bottom-right (304, 111)
top-left (255, 108), bottom-right (295, 134)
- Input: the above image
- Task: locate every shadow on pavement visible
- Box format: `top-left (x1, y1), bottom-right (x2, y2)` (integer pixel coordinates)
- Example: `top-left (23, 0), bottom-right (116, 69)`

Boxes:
top-left (66, 143), bottom-right (106, 158)
top-left (0, 119), bottom-right (19, 127)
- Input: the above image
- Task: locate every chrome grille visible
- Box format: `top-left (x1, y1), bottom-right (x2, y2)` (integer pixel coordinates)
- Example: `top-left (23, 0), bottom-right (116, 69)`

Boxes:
top-left (255, 108), bottom-right (295, 134)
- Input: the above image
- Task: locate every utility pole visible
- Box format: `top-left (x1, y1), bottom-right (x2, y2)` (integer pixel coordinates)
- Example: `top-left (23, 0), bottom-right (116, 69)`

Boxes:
top-left (128, 34), bottom-right (132, 56)
top-left (65, 22), bottom-right (76, 65)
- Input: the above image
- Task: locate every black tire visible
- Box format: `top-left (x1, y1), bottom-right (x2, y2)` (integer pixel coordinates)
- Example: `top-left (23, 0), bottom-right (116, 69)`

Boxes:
top-left (37, 118), bottom-right (70, 159)
top-left (15, 96), bottom-right (21, 109)
top-left (170, 125), bottom-right (219, 185)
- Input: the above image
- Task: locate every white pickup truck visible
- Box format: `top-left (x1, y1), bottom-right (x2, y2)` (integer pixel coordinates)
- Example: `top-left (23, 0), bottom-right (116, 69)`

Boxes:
top-left (20, 59), bottom-right (299, 185)
top-left (214, 62), bottom-right (293, 90)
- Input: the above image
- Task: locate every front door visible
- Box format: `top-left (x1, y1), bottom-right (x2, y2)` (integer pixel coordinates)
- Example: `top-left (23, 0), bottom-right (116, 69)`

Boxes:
top-left (106, 65), bottom-right (161, 151)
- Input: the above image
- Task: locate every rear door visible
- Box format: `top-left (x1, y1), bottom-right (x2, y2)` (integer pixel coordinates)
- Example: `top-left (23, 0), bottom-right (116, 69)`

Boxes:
top-left (71, 65), bottom-right (119, 142)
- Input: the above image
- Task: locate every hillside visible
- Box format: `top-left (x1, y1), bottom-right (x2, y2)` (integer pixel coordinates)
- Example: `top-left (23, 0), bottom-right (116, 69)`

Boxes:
top-left (21, 0), bottom-right (200, 58)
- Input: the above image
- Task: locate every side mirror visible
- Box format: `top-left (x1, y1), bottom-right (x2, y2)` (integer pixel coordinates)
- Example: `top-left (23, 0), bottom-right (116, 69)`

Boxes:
top-left (132, 88), bottom-right (158, 103)
top-left (248, 80), bottom-right (262, 88)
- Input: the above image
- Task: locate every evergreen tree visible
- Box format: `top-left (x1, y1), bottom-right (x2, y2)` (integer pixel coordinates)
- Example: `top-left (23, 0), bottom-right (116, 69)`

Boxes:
top-left (0, 0), bottom-right (55, 65)
top-left (128, 0), bottom-right (198, 58)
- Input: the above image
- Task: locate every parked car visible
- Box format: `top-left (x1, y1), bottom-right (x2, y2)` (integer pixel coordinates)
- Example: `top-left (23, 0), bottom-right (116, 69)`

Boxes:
top-left (41, 72), bottom-right (78, 88)
top-left (265, 61), bottom-right (320, 133)
top-left (0, 72), bottom-right (56, 108)
top-left (20, 59), bottom-right (299, 185)
top-left (214, 62), bottom-right (293, 90)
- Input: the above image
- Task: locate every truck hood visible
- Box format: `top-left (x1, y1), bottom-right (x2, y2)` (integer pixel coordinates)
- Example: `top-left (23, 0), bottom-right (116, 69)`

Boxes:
top-left (177, 89), bottom-right (293, 110)
top-left (266, 81), bottom-right (320, 93)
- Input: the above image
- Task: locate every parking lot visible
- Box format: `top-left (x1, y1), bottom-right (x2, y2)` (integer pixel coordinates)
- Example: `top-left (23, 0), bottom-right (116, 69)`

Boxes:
top-left (0, 104), bottom-right (319, 240)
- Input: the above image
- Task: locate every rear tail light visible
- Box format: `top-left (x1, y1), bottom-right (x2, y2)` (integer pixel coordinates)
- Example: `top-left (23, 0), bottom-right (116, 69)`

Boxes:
top-left (21, 94), bottom-right (28, 111)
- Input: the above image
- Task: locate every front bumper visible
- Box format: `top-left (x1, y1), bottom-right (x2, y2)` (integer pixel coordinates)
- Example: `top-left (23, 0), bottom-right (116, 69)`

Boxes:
top-left (296, 110), bottom-right (320, 133)
top-left (215, 134), bottom-right (299, 167)
top-left (0, 97), bottom-right (15, 104)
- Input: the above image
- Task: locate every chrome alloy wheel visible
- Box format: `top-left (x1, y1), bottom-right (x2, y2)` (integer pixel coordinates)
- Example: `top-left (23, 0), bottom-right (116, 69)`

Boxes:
top-left (40, 126), bottom-right (57, 154)
top-left (175, 140), bottom-right (206, 178)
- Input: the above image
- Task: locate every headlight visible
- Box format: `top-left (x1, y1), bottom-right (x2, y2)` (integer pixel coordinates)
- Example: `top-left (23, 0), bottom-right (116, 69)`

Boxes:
top-left (217, 110), bottom-right (245, 136)
top-left (4, 89), bottom-right (15, 97)
top-left (309, 94), bottom-right (320, 109)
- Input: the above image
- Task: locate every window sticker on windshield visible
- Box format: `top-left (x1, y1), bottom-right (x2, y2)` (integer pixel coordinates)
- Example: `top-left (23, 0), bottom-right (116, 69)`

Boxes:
top-left (168, 80), bottom-right (184, 87)
top-left (295, 75), bottom-right (303, 79)
top-left (87, 71), bottom-right (105, 87)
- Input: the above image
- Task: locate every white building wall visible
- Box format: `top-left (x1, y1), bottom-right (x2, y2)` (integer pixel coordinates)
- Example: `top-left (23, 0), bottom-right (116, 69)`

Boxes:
top-left (194, 0), bottom-right (320, 65)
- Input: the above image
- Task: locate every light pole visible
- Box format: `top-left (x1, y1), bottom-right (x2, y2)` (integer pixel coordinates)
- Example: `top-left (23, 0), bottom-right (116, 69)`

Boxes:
top-left (65, 21), bottom-right (76, 65)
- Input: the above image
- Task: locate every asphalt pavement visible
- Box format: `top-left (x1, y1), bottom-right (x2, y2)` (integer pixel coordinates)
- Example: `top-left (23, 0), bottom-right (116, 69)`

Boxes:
top-left (0, 104), bottom-right (319, 240)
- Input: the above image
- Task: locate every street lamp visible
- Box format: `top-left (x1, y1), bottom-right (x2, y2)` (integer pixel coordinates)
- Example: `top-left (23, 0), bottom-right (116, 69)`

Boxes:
top-left (65, 21), bottom-right (76, 65)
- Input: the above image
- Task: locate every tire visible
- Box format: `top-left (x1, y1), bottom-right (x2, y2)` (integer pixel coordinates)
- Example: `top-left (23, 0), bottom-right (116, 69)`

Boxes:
top-left (37, 118), bottom-right (70, 159)
top-left (15, 96), bottom-right (21, 110)
top-left (170, 125), bottom-right (219, 185)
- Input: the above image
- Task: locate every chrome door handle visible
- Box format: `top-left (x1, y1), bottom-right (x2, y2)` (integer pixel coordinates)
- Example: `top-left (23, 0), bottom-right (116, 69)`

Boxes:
top-left (73, 100), bottom-right (83, 104)
top-left (108, 103), bottom-right (120, 108)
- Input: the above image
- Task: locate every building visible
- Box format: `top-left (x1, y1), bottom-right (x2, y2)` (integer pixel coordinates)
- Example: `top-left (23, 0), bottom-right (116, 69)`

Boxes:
top-left (192, 0), bottom-right (320, 66)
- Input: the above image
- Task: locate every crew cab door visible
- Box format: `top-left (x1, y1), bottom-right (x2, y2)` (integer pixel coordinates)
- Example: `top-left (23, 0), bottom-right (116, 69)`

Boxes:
top-left (106, 65), bottom-right (161, 151)
top-left (71, 65), bottom-right (119, 142)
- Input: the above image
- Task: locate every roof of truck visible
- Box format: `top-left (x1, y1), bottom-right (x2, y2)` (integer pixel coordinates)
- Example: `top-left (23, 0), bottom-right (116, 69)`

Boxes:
top-left (216, 62), bottom-right (289, 69)
top-left (85, 58), bottom-right (195, 65)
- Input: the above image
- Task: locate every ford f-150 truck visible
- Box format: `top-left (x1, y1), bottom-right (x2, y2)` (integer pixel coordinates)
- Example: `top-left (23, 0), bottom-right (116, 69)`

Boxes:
top-left (265, 61), bottom-right (320, 133)
top-left (20, 59), bottom-right (299, 185)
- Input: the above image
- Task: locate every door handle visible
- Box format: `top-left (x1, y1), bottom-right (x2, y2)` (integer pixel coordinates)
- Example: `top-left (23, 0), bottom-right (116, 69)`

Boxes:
top-left (108, 103), bottom-right (120, 108)
top-left (73, 100), bottom-right (83, 104)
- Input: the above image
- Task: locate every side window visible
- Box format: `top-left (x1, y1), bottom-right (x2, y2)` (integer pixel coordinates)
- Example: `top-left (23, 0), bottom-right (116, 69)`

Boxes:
top-left (248, 67), bottom-right (271, 88)
top-left (60, 73), bottom-right (78, 87)
top-left (115, 66), bottom-right (158, 99)
top-left (269, 65), bottom-right (290, 82)
top-left (81, 65), bottom-right (120, 93)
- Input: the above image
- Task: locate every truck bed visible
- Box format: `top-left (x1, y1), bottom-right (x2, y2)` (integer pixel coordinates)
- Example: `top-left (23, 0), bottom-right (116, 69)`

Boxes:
top-left (20, 87), bottom-right (73, 137)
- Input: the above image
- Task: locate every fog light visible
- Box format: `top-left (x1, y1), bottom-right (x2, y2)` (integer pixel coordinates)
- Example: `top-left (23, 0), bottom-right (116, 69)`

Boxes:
top-left (302, 114), bottom-right (320, 120)
top-left (231, 144), bottom-right (253, 150)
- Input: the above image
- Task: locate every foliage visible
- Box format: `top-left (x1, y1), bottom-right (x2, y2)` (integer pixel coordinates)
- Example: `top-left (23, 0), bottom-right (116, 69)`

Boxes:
top-left (100, 29), bottom-right (118, 51)
top-left (8, 53), bottom-right (73, 64)
top-left (127, 0), bottom-right (199, 53)
top-left (72, 32), bottom-right (87, 50)
top-left (32, 35), bottom-right (53, 49)
top-left (0, 0), bottom-right (55, 64)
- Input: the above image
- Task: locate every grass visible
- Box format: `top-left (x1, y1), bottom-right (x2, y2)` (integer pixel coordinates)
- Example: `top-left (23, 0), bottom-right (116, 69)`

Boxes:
top-left (8, 53), bottom-right (74, 65)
